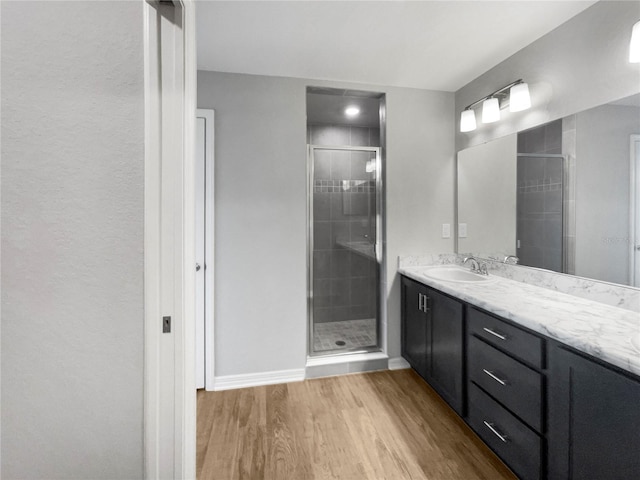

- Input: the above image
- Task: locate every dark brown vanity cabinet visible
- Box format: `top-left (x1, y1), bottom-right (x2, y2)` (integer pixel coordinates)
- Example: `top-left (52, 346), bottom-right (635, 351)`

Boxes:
top-left (466, 307), bottom-right (545, 480)
top-left (400, 275), bottom-right (640, 480)
top-left (547, 345), bottom-right (640, 480)
top-left (401, 276), bottom-right (429, 379)
top-left (401, 276), bottom-right (464, 415)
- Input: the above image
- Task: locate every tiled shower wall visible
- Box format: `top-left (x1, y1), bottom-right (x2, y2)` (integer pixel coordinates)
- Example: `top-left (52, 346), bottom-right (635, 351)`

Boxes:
top-left (516, 120), bottom-right (564, 272)
top-left (309, 124), bottom-right (380, 324)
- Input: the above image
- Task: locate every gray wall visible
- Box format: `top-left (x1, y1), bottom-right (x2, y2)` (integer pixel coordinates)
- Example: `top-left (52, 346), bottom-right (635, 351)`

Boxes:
top-left (575, 104), bottom-right (640, 284)
top-left (198, 71), bottom-right (454, 376)
top-left (455, 1), bottom-right (640, 151)
top-left (1, 2), bottom-right (144, 478)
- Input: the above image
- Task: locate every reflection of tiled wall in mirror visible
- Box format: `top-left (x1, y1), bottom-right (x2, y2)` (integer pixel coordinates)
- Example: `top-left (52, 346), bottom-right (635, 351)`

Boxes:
top-left (516, 120), bottom-right (565, 273)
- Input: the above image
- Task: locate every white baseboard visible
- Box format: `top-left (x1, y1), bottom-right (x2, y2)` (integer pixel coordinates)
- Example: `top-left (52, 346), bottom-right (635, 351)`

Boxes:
top-left (213, 368), bottom-right (306, 391)
top-left (388, 356), bottom-right (411, 370)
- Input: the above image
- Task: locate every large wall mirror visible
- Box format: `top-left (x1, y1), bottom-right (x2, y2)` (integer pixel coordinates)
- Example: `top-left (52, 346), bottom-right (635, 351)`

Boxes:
top-left (457, 93), bottom-right (640, 288)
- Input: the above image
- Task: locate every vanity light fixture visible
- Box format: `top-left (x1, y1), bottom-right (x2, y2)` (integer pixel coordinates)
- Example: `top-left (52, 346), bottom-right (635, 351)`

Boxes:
top-left (345, 106), bottom-right (360, 117)
top-left (630, 20), bottom-right (640, 63)
top-left (482, 97), bottom-right (500, 123)
top-left (460, 109), bottom-right (477, 132)
top-left (509, 82), bottom-right (531, 112)
top-left (459, 79), bottom-right (531, 132)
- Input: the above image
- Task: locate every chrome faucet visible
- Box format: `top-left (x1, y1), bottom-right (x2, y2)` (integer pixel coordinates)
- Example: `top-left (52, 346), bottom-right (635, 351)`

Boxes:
top-left (478, 262), bottom-right (489, 275)
top-left (504, 255), bottom-right (519, 264)
top-left (463, 256), bottom-right (480, 272)
top-left (463, 256), bottom-right (489, 275)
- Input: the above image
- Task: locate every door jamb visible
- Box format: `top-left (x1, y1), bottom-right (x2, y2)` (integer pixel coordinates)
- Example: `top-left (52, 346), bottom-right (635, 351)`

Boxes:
top-left (143, 1), bottom-right (197, 478)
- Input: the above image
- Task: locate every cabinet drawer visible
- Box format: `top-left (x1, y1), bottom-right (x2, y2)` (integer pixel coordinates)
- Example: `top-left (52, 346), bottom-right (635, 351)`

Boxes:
top-left (468, 382), bottom-right (542, 480)
top-left (468, 307), bottom-right (543, 368)
top-left (468, 335), bottom-right (543, 432)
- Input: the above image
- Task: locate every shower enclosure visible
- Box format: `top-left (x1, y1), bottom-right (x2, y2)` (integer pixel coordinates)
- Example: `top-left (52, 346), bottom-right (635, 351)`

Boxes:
top-left (308, 145), bottom-right (381, 355)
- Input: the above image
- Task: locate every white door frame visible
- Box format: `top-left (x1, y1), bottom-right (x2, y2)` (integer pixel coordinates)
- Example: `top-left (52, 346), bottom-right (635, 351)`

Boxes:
top-left (196, 109), bottom-right (215, 391)
top-left (143, 1), bottom-right (197, 478)
top-left (630, 134), bottom-right (640, 286)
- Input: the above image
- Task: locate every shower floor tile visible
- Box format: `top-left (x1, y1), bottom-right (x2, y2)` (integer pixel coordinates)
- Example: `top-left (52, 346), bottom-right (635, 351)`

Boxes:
top-left (313, 318), bottom-right (376, 352)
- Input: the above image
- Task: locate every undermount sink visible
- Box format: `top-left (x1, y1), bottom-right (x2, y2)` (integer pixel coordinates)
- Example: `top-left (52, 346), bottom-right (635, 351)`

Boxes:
top-left (419, 265), bottom-right (496, 284)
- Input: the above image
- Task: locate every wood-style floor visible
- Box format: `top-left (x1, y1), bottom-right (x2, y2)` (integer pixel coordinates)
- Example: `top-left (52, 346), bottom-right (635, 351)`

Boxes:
top-left (197, 369), bottom-right (516, 479)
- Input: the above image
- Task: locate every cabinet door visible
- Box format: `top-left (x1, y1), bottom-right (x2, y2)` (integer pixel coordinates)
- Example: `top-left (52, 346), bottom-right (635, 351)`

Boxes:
top-left (427, 287), bottom-right (464, 415)
top-left (548, 346), bottom-right (640, 480)
top-left (401, 277), bottom-right (428, 379)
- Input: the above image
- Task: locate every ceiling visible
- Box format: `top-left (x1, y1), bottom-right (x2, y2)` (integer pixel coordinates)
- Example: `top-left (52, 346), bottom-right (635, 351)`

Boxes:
top-left (196, 1), bottom-right (597, 92)
top-left (307, 89), bottom-right (382, 127)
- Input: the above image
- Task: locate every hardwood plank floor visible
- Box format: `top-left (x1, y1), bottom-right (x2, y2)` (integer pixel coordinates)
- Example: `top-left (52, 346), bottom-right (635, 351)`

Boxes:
top-left (197, 369), bottom-right (517, 479)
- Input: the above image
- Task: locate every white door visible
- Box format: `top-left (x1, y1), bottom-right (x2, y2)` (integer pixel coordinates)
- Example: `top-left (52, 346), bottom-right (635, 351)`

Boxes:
top-left (632, 135), bottom-right (640, 286)
top-left (196, 109), bottom-right (215, 390)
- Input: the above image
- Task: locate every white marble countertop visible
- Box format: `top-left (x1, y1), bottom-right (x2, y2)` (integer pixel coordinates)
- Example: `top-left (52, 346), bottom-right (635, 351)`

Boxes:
top-left (399, 265), bottom-right (640, 376)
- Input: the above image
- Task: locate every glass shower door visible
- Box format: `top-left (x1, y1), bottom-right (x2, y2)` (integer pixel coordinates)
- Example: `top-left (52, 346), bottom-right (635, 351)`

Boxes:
top-left (309, 146), bottom-right (381, 355)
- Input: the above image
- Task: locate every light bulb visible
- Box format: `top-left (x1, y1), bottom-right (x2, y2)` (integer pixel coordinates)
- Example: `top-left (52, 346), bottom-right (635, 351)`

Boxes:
top-left (460, 109), bottom-right (477, 132)
top-left (482, 97), bottom-right (500, 123)
top-left (630, 20), bottom-right (640, 63)
top-left (509, 82), bottom-right (531, 112)
top-left (345, 106), bottom-right (360, 117)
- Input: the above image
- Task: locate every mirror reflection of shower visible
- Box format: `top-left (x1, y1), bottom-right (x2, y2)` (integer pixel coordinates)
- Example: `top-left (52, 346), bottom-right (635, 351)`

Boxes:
top-left (306, 87), bottom-right (384, 356)
top-left (516, 120), bottom-right (565, 273)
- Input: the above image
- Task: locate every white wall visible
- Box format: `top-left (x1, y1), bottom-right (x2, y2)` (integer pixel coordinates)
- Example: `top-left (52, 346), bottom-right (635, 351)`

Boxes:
top-left (455, 1), bottom-right (640, 151)
top-left (457, 134), bottom-right (517, 256)
top-left (575, 104), bottom-right (640, 284)
top-left (198, 71), bottom-right (454, 376)
top-left (1, 2), bottom-right (144, 478)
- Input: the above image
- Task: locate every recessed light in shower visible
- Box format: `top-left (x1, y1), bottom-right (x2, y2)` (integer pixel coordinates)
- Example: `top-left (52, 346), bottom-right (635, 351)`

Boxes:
top-left (345, 106), bottom-right (360, 117)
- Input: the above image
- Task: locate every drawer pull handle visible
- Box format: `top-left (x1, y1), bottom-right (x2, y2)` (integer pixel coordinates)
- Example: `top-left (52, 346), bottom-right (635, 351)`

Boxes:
top-left (483, 369), bottom-right (507, 386)
top-left (483, 421), bottom-right (509, 443)
top-left (483, 327), bottom-right (507, 340)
